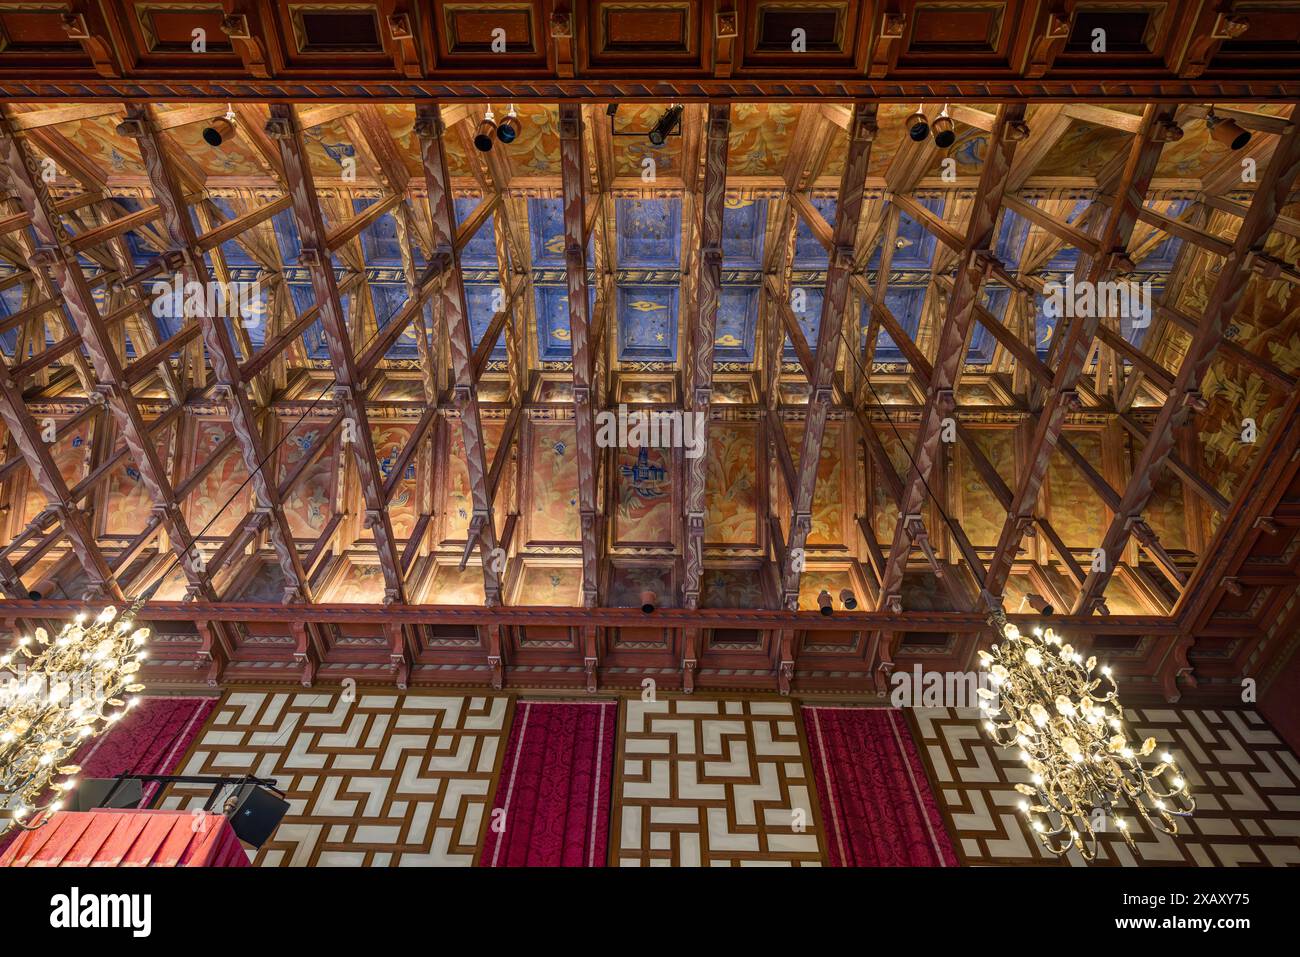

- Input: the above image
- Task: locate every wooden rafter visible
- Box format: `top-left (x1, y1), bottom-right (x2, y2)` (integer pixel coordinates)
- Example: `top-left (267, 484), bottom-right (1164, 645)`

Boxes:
top-left (778, 103), bottom-right (877, 609)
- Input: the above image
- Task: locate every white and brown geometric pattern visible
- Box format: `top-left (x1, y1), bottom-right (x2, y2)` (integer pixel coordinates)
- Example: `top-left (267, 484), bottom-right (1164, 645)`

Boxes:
top-left (910, 707), bottom-right (1300, 867)
top-left (611, 697), bottom-right (823, 866)
top-left (158, 689), bottom-right (510, 866)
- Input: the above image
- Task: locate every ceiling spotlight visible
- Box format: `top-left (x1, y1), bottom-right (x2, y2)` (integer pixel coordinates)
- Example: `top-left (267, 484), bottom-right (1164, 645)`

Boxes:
top-left (26, 590), bottom-right (41, 601)
top-left (640, 590), bottom-right (658, 614)
top-left (496, 105), bottom-right (521, 144)
top-left (1154, 116), bottom-right (1184, 142)
top-left (817, 589), bottom-right (834, 616)
top-left (839, 588), bottom-right (857, 610)
top-left (1207, 109), bottom-right (1251, 151)
top-left (931, 107), bottom-right (956, 149)
top-left (905, 110), bottom-right (930, 142)
top-left (606, 103), bottom-right (619, 117)
top-left (202, 117), bottom-right (236, 147)
top-left (647, 105), bottom-right (683, 147)
top-left (1024, 593), bottom-right (1055, 616)
top-left (1005, 119), bottom-right (1031, 142)
top-left (474, 111), bottom-right (497, 152)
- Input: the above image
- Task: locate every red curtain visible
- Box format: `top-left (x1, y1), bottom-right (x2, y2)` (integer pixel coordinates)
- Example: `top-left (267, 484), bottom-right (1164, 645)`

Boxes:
top-left (479, 701), bottom-right (617, 867)
top-left (75, 696), bottom-right (216, 806)
top-left (1, 810), bottom-right (249, 866)
top-left (803, 707), bottom-right (958, 866)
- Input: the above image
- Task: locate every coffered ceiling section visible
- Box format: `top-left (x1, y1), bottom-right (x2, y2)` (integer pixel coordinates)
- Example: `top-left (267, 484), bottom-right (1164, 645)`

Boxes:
top-left (0, 1), bottom-right (1298, 98)
top-left (1, 96), bottom-right (1298, 697)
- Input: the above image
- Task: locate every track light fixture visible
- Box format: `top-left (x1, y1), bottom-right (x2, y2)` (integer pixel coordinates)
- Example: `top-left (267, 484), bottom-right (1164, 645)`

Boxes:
top-left (496, 104), bottom-right (521, 144)
top-left (1207, 108), bottom-right (1251, 151)
top-left (648, 105), bottom-right (683, 147)
top-left (474, 110), bottom-right (497, 152)
top-left (202, 103), bottom-right (238, 148)
top-left (817, 589), bottom-right (834, 616)
top-left (931, 106), bottom-right (956, 149)
top-left (839, 589), bottom-right (857, 610)
top-left (1004, 118), bottom-right (1031, 142)
top-left (1023, 593), bottom-right (1055, 616)
top-left (905, 110), bottom-right (930, 142)
top-left (640, 590), bottom-right (657, 614)
top-left (1154, 116), bottom-right (1184, 142)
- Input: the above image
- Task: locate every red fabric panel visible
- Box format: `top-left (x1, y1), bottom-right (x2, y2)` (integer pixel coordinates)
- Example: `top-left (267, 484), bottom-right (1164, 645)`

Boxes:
top-left (0, 811), bottom-right (249, 867)
top-left (479, 701), bottom-right (617, 867)
top-left (803, 707), bottom-right (958, 866)
top-left (75, 696), bottom-right (216, 806)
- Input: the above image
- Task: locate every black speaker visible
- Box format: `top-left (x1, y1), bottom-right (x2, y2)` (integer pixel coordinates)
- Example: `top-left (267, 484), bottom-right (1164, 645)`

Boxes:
top-left (69, 777), bottom-right (143, 811)
top-left (225, 784), bottom-right (289, 848)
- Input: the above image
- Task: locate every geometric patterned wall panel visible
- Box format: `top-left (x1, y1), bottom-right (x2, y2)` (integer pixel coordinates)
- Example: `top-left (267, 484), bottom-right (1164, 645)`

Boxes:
top-left (611, 697), bottom-right (824, 866)
top-left (910, 707), bottom-right (1300, 867)
top-left (158, 690), bottom-right (510, 866)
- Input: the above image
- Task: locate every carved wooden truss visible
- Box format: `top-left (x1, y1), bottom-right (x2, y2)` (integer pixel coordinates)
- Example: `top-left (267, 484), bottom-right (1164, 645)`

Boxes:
top-left (0, 92), bottom-right (1298, 704)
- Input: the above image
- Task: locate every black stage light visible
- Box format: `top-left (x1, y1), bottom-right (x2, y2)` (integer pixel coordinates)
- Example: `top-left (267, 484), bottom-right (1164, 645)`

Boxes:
top-left (905, 111), bottom-right (930, 142)
top-left (931, 113), bottom-right (956, 149)
top-left (1207, 109), bottom-right (1251, 151)
top-left (648, 105), bottom-right (683, 147)
top-left (1025, 593), bottom-right (1055, 616)
top-left (496, 106), bottom-right (521, 144)
top-left (474, 112), bottom-right (497, 152)
top-left (202, 117), bottom-right (236, 147)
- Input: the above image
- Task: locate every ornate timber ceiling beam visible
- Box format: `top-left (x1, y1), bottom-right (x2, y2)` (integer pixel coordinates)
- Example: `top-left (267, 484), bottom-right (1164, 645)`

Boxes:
top-left (268, 102), bottom-right (408, 605)
top-left (875, 103), bottom-right (1026, 613)
top-left (682, 104), bottom-right (730, 611)
top-left (983, 104), bottom-right (1176, 606)
top-left (415, 103), bottom-right (502, 606)
top-left (0, 108), bottom-right (217, 601)
top-left (1073, 108), bottom-right (1300, 615)
top-left (122, 107), bottom-right (318, 603)
top-left (559, 104), bottom-right (601, 609)
top-left (778, 103), bottom-right (877, 609)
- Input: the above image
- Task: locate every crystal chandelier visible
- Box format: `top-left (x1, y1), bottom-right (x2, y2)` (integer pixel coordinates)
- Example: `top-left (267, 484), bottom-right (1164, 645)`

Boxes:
top-left (0, 605), bottom-right (149, 835)
top-left (977, 611), bottom-right (1194, 861)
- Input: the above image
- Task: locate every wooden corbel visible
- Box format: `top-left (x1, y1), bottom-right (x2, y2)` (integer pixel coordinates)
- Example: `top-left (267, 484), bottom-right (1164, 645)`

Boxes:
top-left (220, 7), bottom-right (270, 78)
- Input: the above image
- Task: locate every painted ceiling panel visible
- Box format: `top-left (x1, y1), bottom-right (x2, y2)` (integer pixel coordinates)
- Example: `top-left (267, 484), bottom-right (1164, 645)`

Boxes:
top-left (616, 198), bottom-right (681, 268)
top-left (716, 286), bottom-right (759, 363)
top-left (722, 198), bottom-right (766, 268)
top-left (617, 285), bottom-right (677, 361)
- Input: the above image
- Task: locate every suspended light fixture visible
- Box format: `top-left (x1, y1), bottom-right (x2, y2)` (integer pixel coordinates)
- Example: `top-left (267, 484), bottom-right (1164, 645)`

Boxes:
top-left (1206, 108), bottom-right (1251, 151)
top-left (474, 110), bottom-right (497, 152)
top-left (640, 590), bottom-right (658, 614)
top-left (1023, 593), bottom-right (1055, 616)
top-left (202, 103), bottom-right (239, 147)
top-left (931, 106), bottom-right (956, 149)
top-left (1, 606), bottom-right (150, 837)
top-left (816, 590), bottom-right (834, 616)
top-left (977, 608), bottom-right (1194, 861)
top-left (905, 110), bottom-right (930, 142)
top-left (496, 105), bottom-right (521, 144)
top-left (839, 589), bottom-right (858, 610)
top-left (647, 105), bottom-right (683, 147)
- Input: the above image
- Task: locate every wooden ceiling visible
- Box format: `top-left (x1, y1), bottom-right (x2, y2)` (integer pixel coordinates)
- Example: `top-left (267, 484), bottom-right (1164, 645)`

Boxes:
top-left (0, 0), bottom-right (1298, 702)
top-left (0, 1), bottom-right (1297, 99)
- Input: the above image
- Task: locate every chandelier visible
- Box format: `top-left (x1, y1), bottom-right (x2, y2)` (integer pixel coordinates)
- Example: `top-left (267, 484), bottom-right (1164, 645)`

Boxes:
top-left (977, 610), bottom-right (1194, 861)
top-left (0, 605), bottom-right (149, 836)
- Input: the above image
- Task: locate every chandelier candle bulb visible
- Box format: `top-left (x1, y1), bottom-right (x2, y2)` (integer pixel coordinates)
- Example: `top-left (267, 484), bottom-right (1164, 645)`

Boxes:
top-left (980, 616), bottom-right (1194, 861)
